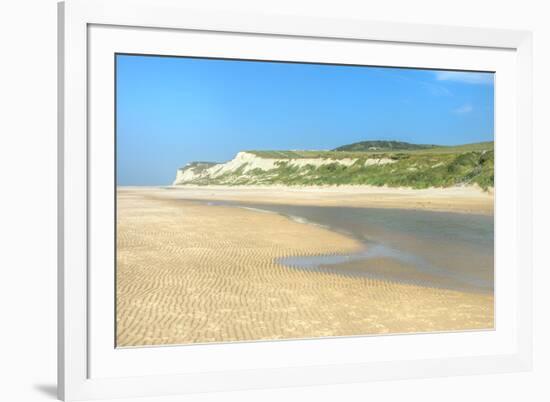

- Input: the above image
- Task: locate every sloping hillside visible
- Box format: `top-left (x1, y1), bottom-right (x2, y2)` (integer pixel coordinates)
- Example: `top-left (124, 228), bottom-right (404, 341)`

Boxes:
top-left (173, 142), bottom-right (494, 189)
top-left (333, 140), bottom-right (438, 152)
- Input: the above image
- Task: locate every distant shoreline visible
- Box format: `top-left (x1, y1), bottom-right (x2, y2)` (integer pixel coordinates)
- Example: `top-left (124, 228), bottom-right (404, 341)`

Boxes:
top-left (117, 184), bottom-right (494, 215)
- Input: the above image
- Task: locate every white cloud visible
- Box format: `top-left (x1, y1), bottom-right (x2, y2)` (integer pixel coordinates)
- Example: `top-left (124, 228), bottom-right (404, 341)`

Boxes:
top-left (435, 71), bottom-right (494, 85)
top-left (392, 73), bottom-right (452, 96)
top-left (453, 104), bottom-right (473, 114)
top-left (425, 83), bottom-right (452, 97)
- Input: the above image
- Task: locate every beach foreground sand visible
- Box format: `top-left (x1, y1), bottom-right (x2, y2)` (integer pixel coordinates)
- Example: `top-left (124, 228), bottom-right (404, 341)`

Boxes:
top-left (116, 187), bottom-right (493, 347)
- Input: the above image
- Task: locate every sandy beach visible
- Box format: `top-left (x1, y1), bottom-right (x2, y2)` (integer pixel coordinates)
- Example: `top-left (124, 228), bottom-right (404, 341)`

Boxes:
top-left (116, 186), bottom-right (494, 347)
top-left (154, 184), bottom-right (493, 215)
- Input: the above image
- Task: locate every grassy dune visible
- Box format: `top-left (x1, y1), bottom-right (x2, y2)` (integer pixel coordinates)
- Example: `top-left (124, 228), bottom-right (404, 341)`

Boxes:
top-left (248, 141), bottom-right (493, 158)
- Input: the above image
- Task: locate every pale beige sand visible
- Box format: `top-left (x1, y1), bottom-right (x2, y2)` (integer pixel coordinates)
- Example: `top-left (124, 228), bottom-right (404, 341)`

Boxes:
top-left (143, 184), bottom-right (494, 215)
top-left (116, 188), bottom-right (494, 347)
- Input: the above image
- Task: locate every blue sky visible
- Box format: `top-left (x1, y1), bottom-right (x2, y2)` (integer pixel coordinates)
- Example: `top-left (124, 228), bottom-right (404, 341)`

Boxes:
top-left (116, 54), bottom-right (494, 185)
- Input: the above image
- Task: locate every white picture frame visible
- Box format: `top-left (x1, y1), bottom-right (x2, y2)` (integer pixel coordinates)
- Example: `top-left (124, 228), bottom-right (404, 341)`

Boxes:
top-left (58, 0), bottom-right (533, 400)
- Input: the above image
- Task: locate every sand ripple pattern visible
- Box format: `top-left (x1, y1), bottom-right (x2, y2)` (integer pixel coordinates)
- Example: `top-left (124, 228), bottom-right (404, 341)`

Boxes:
top-left (116, 189), bottom-right (494, 347)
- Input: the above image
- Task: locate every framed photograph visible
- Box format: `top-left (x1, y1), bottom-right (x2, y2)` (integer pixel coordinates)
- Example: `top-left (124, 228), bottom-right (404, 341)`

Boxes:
top-left (58, 0), bottom-right (533, 400)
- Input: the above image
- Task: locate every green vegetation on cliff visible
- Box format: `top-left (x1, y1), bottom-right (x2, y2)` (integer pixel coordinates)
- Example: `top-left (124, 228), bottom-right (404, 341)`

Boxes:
top-left (174, 141), bottom-right (494, 189)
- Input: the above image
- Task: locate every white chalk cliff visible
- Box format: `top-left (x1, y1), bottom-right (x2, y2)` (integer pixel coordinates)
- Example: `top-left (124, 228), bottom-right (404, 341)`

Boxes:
top-left (173, 151), bottom-right (395, 185)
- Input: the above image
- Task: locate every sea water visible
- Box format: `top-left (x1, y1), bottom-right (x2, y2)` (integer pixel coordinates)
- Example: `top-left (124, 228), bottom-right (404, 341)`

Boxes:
top-left (206, 201), bottom-right (494, 294)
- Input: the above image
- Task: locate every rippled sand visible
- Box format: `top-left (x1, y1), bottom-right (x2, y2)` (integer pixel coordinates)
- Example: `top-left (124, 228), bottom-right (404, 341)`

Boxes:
top-left (116, 188), bottom-right (494, 347)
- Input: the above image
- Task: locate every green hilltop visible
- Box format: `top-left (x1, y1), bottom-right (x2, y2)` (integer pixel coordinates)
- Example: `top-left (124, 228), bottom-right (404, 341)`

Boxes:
top-left (333, 140), bottom-right (438, 152)
top-left (174, 141), bottom-right (494, 190)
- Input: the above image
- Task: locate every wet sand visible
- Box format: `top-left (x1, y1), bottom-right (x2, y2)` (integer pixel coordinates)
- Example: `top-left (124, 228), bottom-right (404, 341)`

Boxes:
top-left (237, 203), bottom-right (494, 293)
top-left (116, 187), bottom-right (494, 347)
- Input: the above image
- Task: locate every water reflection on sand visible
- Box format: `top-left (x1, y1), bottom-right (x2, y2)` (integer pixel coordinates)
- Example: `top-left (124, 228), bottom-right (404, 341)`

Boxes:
top-left (210, 201), bottom-right (494, 294)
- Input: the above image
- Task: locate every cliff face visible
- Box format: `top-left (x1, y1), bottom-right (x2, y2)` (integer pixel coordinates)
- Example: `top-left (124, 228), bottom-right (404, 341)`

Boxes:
top-left (172, 142), bottom-right (494, 189)
top-left (172, 151), bottom-right (395, 186)
top-left (173, 162), bottom-right (218, 184)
